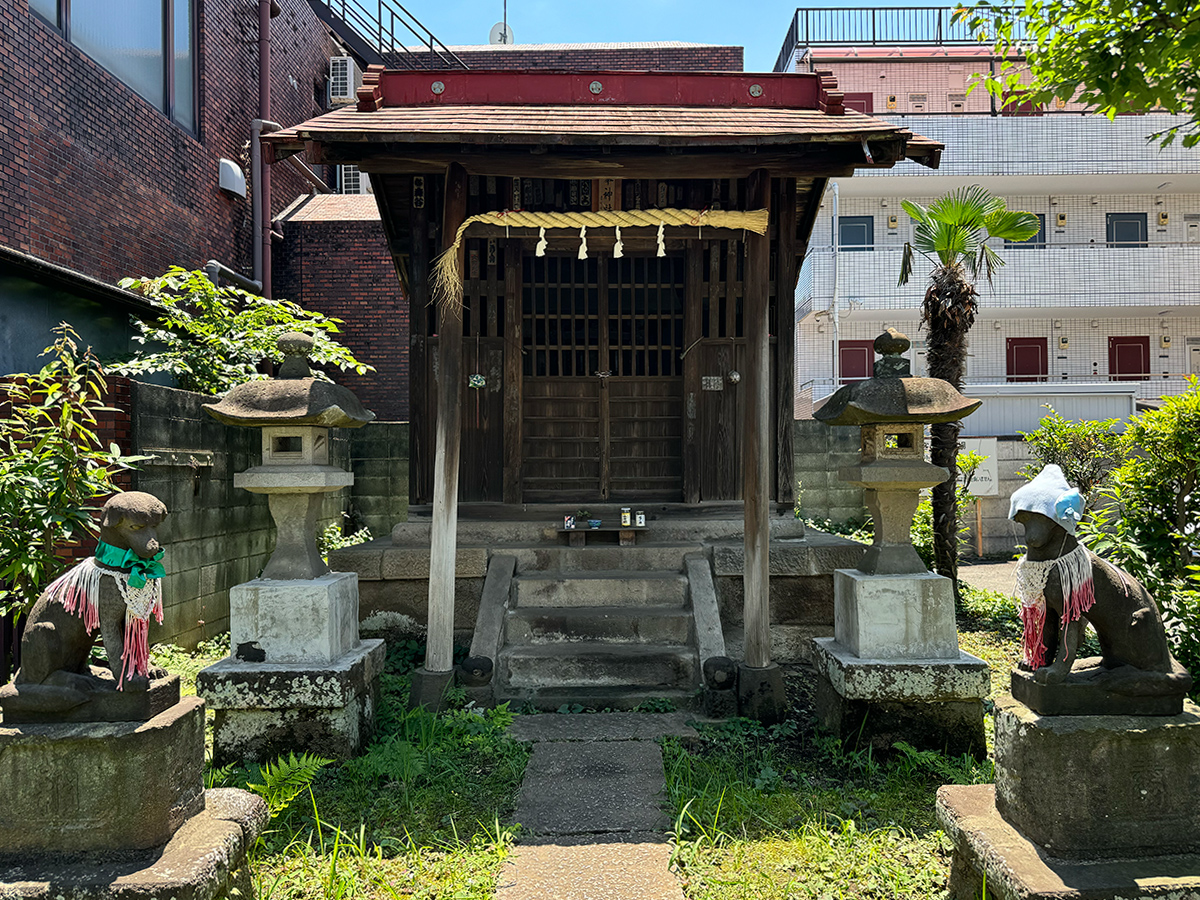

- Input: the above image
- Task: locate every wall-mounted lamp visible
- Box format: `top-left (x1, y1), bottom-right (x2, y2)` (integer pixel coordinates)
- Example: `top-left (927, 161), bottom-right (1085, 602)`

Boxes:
top-left (1052, 319), bottom-right (1063, 329)
top-left (1155, 195), bottom-right (1165, 205)
top-left (1090, 319), bottom-right (1100, 328)
top-left (1090, 196), bottom-right (1099, 206)
top-left (993, 321), bottom-right (1003, 330)
top-left (1049, 196), bottom-right (1060, 206)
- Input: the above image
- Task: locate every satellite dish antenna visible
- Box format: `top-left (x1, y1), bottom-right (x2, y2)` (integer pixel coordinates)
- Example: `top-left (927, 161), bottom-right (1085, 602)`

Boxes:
top-left (489, 21), bottom-right (514, 44)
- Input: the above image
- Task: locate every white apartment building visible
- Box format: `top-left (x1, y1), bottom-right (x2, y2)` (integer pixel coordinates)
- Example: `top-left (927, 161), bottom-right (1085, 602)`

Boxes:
top-left (778, 8), bottom-right (1200, 437)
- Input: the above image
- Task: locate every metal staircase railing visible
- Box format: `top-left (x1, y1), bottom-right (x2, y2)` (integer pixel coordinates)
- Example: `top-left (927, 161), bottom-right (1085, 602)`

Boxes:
top-left (308, 0), bottom-right (468, 70)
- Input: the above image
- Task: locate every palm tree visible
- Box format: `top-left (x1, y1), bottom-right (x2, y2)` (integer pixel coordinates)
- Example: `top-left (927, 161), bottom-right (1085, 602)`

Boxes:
top-left (899, 185), bottom-right (1040, 593)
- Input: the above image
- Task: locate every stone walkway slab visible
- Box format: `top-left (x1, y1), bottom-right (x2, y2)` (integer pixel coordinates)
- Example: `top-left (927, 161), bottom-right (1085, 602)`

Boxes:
top-left (514, 740), bottom-right (670, 835)
top-left (508, 711), bottom-right (698, 743)
top-left (495, 834), bottom-right (685, 900)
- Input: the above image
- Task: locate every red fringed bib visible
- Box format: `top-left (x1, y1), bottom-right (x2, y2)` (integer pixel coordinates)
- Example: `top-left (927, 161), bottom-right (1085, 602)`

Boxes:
top-left (1013, 543), bottom-right (1095, 669)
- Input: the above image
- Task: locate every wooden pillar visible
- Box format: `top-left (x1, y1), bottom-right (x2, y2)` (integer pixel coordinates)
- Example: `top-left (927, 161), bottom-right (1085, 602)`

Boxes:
top-left (743, 168), bottom-right (773, 669)
top-left (682, 242), bottom-right (703, 504)
top-left (502, 238), bottom-right (523, 503)
top-left (425, 162), bottom-right (468, 675)
top-left (775, 177), bottom-right (798, 506)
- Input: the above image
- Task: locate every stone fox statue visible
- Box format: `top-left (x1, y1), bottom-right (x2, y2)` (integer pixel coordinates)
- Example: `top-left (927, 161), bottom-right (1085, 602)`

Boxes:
top-left (9, 491), bottom-right (169, 712)
top-left (1009, 465), bottom-right (1191, 695)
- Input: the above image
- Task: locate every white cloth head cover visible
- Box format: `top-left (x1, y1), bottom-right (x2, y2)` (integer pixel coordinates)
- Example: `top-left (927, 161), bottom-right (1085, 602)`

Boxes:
top-left (1008, 463), bottom-right (1085, 535)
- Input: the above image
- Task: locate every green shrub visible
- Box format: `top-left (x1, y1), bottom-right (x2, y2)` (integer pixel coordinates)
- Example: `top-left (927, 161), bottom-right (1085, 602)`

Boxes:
top-left (0, 325), bottom-right (146, 618)
top-left (1019, 404), bottom-right (1122, 498)
top-left (113, 267), bottom-right (372, 395)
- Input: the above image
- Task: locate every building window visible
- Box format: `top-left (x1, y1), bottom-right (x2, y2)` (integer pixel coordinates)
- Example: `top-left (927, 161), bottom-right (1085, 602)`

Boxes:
top-left (838, 216), bottom-right (874, 252)
top-left (1107, 212), bottom-right (1148, 248)
top-left (1005, 213), bottom-right (1046, 249)
top-left (34, 0), bottom-right (196, 134)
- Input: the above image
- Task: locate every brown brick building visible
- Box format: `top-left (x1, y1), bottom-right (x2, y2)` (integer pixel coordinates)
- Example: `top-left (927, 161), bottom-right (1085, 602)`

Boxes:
top-left (0, 0), bottom-right (336, 375)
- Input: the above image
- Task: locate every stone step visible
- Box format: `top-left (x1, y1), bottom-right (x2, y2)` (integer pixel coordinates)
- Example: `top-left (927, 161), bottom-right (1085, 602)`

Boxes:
top-left (509, 545), bottom-right (703, 574)
top-left (513, 572), bottom-right (689, 609)
top-left (495, 685), bottom-right (699, 713)
top-left (499, 643), bottom-right (698, 692)
top-left (506, 606), bottom-right (693, 645)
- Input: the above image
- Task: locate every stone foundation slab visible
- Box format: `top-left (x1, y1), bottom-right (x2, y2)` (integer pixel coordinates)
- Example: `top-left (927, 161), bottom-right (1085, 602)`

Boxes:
top-left (0, 788), bottom-right (268, 900)
top-left (0, 698), bottom-right (205, 855)
top-left (994, 695), bottom-right (1200, 860)
top-left (937, 783), bottom-right (1200, 900)
top-left (812, 638), bottom-right (988, 758)
top-left (198, 639), bottom-right (384, 765)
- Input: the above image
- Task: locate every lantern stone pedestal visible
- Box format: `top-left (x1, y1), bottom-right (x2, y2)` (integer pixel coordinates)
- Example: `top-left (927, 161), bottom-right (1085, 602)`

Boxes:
top-left (812, 330), bottom-right (988, 757)
top-left (197, 332), bottom-right (381, 764)
top-left (937, 696), bottom-right (1200, 899)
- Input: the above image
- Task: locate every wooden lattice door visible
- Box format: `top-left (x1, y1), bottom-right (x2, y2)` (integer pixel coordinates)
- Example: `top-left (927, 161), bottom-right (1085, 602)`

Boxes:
top-left (520, 253), bottom-right (685, 502)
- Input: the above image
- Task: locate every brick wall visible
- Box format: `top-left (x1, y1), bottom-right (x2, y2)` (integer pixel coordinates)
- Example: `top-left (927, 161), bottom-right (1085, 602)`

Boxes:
top-left (0, 0), bottom-right (334, 284)
top-left (274, 214), bottom-right (409, 421)
top-left (440, 44), bottom-right (744, 72)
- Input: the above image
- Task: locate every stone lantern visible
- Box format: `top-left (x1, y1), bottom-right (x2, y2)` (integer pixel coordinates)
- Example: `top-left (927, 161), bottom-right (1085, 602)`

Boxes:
top-left (812, 329), bottom-right (990, 756)
top-left (198, 332), bottom-right (384, 762)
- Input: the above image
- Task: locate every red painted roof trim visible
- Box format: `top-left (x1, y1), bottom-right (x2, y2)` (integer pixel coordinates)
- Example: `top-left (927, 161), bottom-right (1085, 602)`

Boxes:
top-left (355, 67), bottom-right (843, 115)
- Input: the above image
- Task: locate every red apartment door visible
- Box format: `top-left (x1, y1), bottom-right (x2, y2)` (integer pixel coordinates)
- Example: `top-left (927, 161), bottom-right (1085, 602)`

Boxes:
top-left (839, 340), bottom-right (875, 383)
top-left (1108, 336), bottom-right (1151, 381)
top-left (1006, 337), bottom-right (1048, 382)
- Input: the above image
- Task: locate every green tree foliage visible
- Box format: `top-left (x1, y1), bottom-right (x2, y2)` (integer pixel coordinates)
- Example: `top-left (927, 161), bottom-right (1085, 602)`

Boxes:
top-left (898, 186), bottom-right (1040, 592)
top-left (1073, 381), bottom-right (1200, 676)
top-left (0, 325), bottom-right (146, 617)
top-left (1019, 405), bottom-right (1122, 498)
top-left (113, 267), bottom-right (373, 395)
top-left (961, 0), bottom-right (1200, 147)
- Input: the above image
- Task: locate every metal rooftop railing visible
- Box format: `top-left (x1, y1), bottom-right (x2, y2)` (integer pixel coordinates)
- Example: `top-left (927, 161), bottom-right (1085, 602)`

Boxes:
top-left (773, 7), bottom-right (1029, 72)
top-left (308, 0), bottom-right (468, 70)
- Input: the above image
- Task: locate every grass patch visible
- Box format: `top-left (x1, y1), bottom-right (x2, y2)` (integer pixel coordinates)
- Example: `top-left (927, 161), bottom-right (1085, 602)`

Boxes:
top-left (155, 638), bottom-right (529, 900)
top-left (664, 585), bottom-right (1021, 899)
top-left (151, 637), bottom-right (228, 697)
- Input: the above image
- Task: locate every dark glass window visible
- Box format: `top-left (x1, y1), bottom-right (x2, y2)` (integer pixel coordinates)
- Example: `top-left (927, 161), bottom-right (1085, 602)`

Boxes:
top-left (1107, 212), bottom-right (1148, 247)
top-left (1005, 213), bottom-right (1046, 249)
top-left (30, 0), bottom-right (58, 25)
top-left (838, 215), bottom-right (874, 251)
top-left (36, 0), bottom-right (196, 134)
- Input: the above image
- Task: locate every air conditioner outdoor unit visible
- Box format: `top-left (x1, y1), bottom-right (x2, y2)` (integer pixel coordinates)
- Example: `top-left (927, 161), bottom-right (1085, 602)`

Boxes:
top-left (339, 165), bottom-right (372, 195)
top-left (329, 55), bottom-right (362, 107)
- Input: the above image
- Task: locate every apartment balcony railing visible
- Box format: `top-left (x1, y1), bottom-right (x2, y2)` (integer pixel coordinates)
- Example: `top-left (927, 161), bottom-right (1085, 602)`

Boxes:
top-left (854, 115), bottom-right (1199, 179)
top-left (774, 6), bottom-right (1027, 72)
top-left (802, 244), bottom-right (1200, 314)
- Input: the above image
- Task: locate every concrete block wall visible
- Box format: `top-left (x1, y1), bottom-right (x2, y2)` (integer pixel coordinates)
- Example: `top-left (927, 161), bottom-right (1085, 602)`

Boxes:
top-left (964, 437), bottom-right (1035, 559)
top-left (131, 382), bottom-right (347, 649)
top-left (348, 422), bottom-right (410, 539)
top-left (792, 419), bottom-right (866, 525)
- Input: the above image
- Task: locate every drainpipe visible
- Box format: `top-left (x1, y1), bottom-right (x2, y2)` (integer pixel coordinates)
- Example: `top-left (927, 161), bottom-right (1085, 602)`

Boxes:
top-left (258, 0), bottom-right (276, 297)
top-left (206, 260), bottom-right (262, 294)
top-left (830, 182), bottom-right (841, 388)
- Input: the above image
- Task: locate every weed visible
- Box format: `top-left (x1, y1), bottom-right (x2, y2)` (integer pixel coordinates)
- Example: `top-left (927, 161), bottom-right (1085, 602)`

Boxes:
top-left (634, 697), bottom-right (677, 713)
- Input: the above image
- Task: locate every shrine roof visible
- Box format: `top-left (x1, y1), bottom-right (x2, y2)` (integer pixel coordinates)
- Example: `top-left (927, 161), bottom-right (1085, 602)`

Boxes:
top-left (264, 69), bottom-right (942, 169)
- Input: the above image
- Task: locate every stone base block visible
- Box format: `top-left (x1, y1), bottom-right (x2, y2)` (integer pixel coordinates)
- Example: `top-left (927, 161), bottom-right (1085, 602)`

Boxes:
top-left (230, 571), bottom-right (359, 664)
top-left (834, 569), bottom-right (958, 659)
top-left (811, 638), bottom-right (989, 758)
top-left (0, 788), bottom-right (269, 900)
top-left (0, 697), bottom-right (205, 855)
top-left (737, 663), bottom-right (788, 724)
top-left (0, 671), bottom-right (180, 724)
top-left (408, 667), bottom-right (455, 712)
top-left (198, 639), bottom-right (385, 765)
top-left (1011, 660), bottom-right (1189, 717)
top-left (938, 784), bottom-right (1200, 900)
top-left (994, 695), bottom-right (1200, 860)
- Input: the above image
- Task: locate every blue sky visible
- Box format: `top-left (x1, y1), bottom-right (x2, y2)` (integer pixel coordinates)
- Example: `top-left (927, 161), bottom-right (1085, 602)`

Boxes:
top-left (408, 1), bottom-right (937, 72)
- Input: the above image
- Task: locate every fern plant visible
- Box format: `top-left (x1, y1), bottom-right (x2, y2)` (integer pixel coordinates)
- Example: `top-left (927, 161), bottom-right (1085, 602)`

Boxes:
top-left (247, 751), bottom-right (333, 818)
